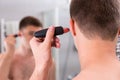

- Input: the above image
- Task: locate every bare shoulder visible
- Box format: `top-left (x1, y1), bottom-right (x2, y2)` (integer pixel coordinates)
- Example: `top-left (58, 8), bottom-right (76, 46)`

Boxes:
top-left (72, 74), bottom-right (89, 80)
top-left (72, 72), bottom-right (103, 80)
top-left (0, 53), bottom-right (6, 59)
top-left (72, 71), bottom-right (95, 80)
top-left (0, 53), bottom-right (4, 57)
top-left (73, 68), bottom-right (120, 80)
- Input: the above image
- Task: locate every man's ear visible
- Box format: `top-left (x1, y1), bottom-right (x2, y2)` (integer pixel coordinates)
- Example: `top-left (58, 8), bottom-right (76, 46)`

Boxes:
top-left (18, 31), bottom-right (23, 37)
top-left (70, 19), bottom-right (76, 36)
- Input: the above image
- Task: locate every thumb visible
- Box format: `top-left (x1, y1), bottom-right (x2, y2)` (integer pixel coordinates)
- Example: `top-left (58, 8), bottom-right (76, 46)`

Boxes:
top-left (44, 26), bottom-right (55, 46)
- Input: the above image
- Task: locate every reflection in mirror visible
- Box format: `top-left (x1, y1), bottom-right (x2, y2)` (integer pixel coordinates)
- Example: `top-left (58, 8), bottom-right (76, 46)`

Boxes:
top-left (0, 0), bottom-right (78, 80)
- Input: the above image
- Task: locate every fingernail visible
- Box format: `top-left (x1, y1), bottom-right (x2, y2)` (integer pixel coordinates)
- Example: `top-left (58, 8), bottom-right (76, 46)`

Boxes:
top-left (49, 26), bottom-right (54, 32)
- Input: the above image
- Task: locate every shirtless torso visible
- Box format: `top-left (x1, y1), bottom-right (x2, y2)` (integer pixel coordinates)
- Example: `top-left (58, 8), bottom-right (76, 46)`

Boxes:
top-left (8, 49), bottom-right (55, 80)
top-left (9, 51), bottom-right (35, 80)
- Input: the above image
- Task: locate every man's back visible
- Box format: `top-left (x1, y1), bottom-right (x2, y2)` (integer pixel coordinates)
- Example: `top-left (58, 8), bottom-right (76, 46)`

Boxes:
top-left (69, 0), bottom-right (120, 80)
top-left (73, 60), bottom-right (120, 80)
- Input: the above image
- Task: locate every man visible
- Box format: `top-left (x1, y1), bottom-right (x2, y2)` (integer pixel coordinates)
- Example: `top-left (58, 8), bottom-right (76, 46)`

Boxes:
top-left (0, 16), bottom-right (55, 80)
top-left (30, 0), bottom-right (120, 80)
top-left (0, 35), bottom-right (16, 80)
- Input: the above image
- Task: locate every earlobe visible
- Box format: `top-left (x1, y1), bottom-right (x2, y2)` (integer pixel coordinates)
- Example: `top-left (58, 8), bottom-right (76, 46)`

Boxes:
top-left (70, 19), bottom-right (76, 36)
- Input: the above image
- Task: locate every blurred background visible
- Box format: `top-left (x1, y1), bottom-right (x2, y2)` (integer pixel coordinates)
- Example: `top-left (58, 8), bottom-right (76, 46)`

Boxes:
top-left (0, 0), bottom-right (80, 80)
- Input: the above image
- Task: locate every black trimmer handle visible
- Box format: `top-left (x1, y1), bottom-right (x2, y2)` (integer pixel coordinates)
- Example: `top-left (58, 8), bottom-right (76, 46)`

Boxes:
top-left (34, 26), bottom-right (64, 38)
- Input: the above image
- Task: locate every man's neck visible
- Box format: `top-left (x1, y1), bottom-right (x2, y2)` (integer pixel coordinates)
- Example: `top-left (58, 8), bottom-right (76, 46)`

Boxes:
top-left (17, 44), bottom-right (33, 57)
top-left (78, 39), bottom-right (119, 70)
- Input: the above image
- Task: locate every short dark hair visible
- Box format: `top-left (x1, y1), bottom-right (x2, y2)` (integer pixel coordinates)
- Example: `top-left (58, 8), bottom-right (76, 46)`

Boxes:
top-left (70, 0), bottom-right (120, 41)
top-left (19, 16), bottom-right (43, 30)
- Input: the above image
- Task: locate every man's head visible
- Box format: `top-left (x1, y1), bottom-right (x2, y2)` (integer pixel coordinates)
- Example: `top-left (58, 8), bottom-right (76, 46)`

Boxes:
top-left (19, 16), bottom-right (43, 49)
top-left (70, 0), bottom-right (120, 49)
top-left (70, 0), bottom-right (120, 51)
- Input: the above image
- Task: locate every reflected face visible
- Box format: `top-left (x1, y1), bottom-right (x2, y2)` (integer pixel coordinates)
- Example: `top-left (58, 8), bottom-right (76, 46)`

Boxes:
top-left (20, 25), bottom-right (42, 49)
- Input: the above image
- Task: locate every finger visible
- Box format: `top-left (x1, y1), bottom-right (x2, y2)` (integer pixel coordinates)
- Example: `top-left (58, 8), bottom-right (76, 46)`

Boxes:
top-left (4, 36), bottom-right (16, 42)
top-left (52, 40), bottom-right (60, 48)
top-left (52, 41), bottom-right (56, 47)
top-left (44, 26), bottom-right (55, 46)
top-left (30, 37), bottom-right (40, 48)
top-left (55, 42), bottom-right (61, 48)
top-left (35, 38), bottom-right (45, 43)
top-left (55, 37), bottom-right (60, 42)
top-left (51, 37), bottom-right (60, 47)
top-left (6, 34), bottom-right (16, 37)
top-left (51, 37), bottom-right (58, 46)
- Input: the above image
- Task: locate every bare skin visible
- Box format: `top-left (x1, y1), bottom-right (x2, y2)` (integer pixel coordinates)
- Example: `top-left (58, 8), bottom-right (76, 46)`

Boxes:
top-left (30, 26), bottom-right (60, 80)
top-left (9, 47), bottom-right (35, 80)
top-left (70, 21), bottom-right (120, 80)
top-left (29, 24), bottom-right (120, 80)
top-left (0, 35), bottom-right (16, 80)
top-left (9, 46), bottom-right (55, 80)
top-left (0, 25), bottom-right (55, 80)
